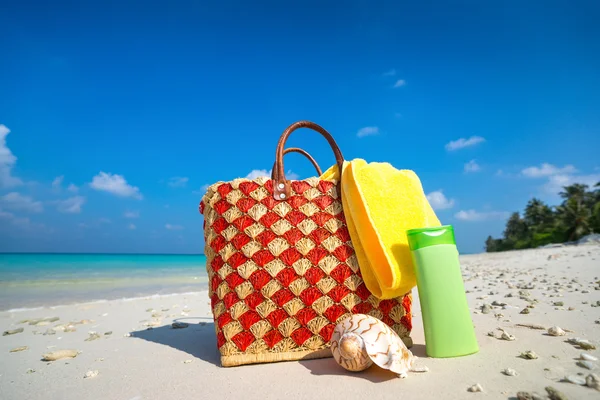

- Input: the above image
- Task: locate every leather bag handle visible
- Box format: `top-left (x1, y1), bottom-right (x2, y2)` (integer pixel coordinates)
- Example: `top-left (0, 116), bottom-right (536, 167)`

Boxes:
top-left (273, 147), bottom-right (323, 177)
top-left (272, 121), bottom-right (344, 200)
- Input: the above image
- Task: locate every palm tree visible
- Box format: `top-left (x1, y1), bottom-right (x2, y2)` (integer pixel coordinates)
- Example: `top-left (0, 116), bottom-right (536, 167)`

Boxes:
top-left (524, 198), bottom-right (553, 229)
top-left (555, 197), bottom-right (592, 241)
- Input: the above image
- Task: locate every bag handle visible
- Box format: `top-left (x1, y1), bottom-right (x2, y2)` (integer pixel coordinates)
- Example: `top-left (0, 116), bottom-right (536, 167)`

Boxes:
top-left (274, 147), bottom-right (323, 177)
top-left (272, 121), bottom-right (344, 200)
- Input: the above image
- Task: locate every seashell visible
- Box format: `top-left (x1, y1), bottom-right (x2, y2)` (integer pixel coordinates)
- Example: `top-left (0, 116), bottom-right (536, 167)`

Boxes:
top-left (519, 350), bottom-right (538, 360)
top-left (10, 346), bottom-right (29, 353)
top-left (547, 326), bottom-right (566, 336)
top-left (502, 368), bottom-right (517, 376)
top-left (564, 375), bottom-right (586, 385)
top-left (331, 314), bottom-right (427, 378)
top-left (581, 353), bottom-right (599, 362)
top-left (42, 349), bottom-right (79, 361)
top-left (499, 329), bottom-right (516, 341)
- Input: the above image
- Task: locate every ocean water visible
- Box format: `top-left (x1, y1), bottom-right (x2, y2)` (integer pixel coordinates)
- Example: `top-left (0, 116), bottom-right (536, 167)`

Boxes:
top-left (0, 253), bottom-right (208, 311)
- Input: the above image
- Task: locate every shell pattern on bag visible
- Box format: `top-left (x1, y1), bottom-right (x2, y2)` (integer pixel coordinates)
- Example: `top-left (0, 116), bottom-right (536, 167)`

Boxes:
top-left (199, 176), bottom-right (412, 365)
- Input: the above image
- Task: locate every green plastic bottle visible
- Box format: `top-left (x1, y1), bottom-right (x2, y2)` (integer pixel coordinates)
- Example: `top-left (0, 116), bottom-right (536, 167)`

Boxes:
top-left (406, 225), bottom-right (479, 358)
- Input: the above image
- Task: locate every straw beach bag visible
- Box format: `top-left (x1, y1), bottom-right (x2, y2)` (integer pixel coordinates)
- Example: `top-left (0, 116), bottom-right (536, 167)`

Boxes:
top-left (199, 121), bottom-right (412, 367)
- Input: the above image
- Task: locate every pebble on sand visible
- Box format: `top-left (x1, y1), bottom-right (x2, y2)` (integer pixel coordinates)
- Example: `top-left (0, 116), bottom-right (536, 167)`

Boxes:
top-left (42, 349), bottom-right (79, 361)
top-left (3, 327), bottom-right (24, 336)
top-left (502, 368), bottom-right (517, 376)
top-left (547, 326), bottom-right (566, 336)
top-left (172, 322), bottom-right (189, 329)
top-left (545, 386), bottom-right (568, 400)
top-left (467, 383), bottom-right (483, 392)
top-left (84, 370), bottom-right (99, 379)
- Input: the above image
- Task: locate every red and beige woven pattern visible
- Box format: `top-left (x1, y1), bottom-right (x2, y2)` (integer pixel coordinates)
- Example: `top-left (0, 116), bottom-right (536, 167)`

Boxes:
top-left (200, 175), bottom-right (412, 367)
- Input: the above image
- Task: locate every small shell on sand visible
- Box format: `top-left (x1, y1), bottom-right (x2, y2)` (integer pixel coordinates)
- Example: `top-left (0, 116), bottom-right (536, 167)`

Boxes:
top-left (564, 375), bottom-right (586, 385)
top-left (42, 349), bottom-right (79, 361)
top-left (581, 353), bottom-right (599, 362)
top-left (500, 330), bottom-right (516, 341)
top-left (520, 350), bottom-right (539, 359)
top-left (10, 346), bottom-right (29, 353)
top-left (520, 308), bottom-right (530, 314)
top-left (502, 368), bottom-right (517, 376)
top-left (3, 327), bottom-right (24, 336)
top-left (547, 326), bottom-right (566, 336)
top-left (183, 359), bottom-right (192, 364)
top-left (467, 383), bottom-right (483, 392)
top-left (577, 360), bottom-right (596, 370)
top-left (84, 370), bottom-right (99, 379)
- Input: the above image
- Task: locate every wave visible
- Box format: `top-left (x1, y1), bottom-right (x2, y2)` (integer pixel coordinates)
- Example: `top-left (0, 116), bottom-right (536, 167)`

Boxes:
top-left (4, 290), bottom-right (208, 313)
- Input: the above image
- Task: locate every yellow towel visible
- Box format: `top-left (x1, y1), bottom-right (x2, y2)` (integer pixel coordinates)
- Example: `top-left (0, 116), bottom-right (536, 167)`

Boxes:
top-left (321, 159), bottom-right (441, 299)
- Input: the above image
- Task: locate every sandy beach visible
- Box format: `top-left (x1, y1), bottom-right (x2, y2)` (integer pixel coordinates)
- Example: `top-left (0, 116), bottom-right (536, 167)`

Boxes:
top-left (1, 245), bottom-right (599, 400)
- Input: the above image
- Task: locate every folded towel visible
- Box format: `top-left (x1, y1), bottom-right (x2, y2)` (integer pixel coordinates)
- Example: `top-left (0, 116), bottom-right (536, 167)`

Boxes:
top-left (321, 159), bottom-right (441, 299)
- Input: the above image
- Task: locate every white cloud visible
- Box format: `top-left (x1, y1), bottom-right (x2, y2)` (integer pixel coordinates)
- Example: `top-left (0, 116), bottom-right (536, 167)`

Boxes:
top-left (0, 208), bottom-right (14, 219)
top-left (382, 69), bottom-right (396, 77)
top-left (54, 196), bottom-right (85, 213)
top-left (124, 210), bottom-right (139, 218)
top-left (426, 190), bottom-right (455, 210)
top-left (542, 173), bottom-right (600, 195)
top-left (67, 183), bottom-right (78, 193)
top-left (167, 176), bottom-right (189, 188)
top-left (0, 124), bottom-right (23, 188)
top-left (464, 159), bottom-right (481, 173)
top-left (89, 172), bottom-right (142, 199)
top-left (357, 126), bottom-right (379, 138)
top-left (165, 223), bottom-right (184, 231)
top-left (244, 169), bottom-right (299, 180)
top-left (393, 79), bottom-right (406, 88)
top-left (0, 192), bottom-right (43, 213)
top-left (246, 169), bottom-right (270, 180)
top-left (445, 136), bottom-right (486, 151)
top-left (521, 163), bottom-right (577, 178)
top-left (520, 163), bottom-right (599, 196)
top-left (193, 184), bottom-right (211, 195)
top-left (0, 207), bottom-right (46, 231)
top-left (454, 209), bottom-right (509, 222)
top-left (128, 223), bottom-right (136, 230)
top-left (52, 175), bottom-right (64, 189)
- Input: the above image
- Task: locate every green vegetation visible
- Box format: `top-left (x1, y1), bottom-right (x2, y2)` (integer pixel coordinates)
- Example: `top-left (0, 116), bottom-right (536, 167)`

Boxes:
top-left (485, 182), bottom-right (600, 252)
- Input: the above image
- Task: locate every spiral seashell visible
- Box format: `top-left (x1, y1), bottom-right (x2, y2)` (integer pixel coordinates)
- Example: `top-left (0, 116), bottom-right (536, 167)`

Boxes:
top-left (330, 314), bottom-right (428, 378)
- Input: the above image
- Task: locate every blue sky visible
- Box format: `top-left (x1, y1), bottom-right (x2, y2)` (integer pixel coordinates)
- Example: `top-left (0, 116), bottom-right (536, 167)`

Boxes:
top-left (1, 1), bottom-right (599, 254)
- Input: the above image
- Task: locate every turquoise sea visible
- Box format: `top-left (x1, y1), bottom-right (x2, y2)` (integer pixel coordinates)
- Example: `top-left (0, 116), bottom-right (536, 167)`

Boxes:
top-left (0, 253), bottom-right (208, 311)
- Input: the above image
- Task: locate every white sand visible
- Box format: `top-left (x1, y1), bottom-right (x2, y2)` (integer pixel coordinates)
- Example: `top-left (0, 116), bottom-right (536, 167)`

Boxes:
top-left (1, 245), bottom-right (599, 400)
